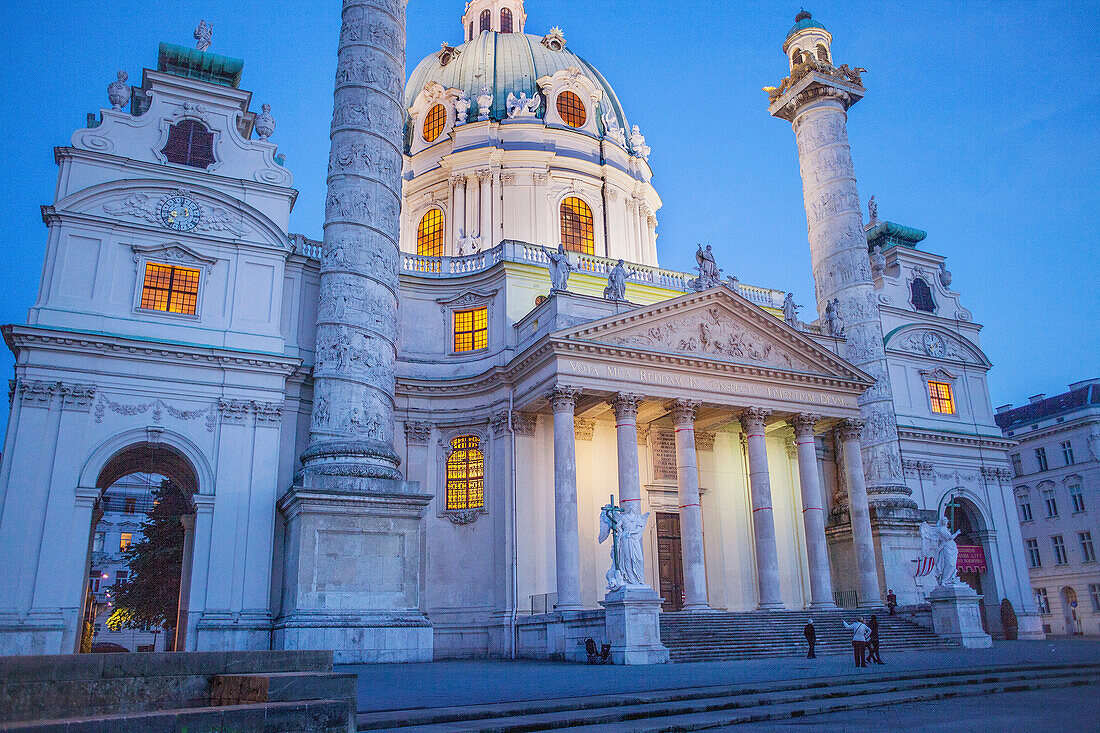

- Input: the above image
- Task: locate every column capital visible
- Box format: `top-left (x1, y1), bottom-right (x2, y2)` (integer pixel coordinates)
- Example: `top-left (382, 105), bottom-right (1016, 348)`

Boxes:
top-left (450, 174), bottom-right (467, 187)
top-left (667, 399), bottom-right (700, 427)
top-left (839, 418), bottom-right (864, 441)
top-left (739, 407), bottom-right (773, 434)
top-left (610, 392), bottom-right (643, 422)
top-left (790, 412), bottom-right (822, 440)
top-left (476, 168), bottom-right (492, 181)
top-left (548, 385), bottom-right (581, 413)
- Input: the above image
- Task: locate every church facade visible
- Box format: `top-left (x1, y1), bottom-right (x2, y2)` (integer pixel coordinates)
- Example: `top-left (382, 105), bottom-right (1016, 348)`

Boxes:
top-left (0, 1), bottom-right (1042, 661)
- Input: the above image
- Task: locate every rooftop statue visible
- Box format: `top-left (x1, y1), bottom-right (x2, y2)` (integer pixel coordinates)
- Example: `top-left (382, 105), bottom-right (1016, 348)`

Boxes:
top-left (782, 292), bottom-right (801, 328)
top-left (824, 297), bottom-right (844, 337)
top-left (457, 229), bottom-right (481, 256)
top-left (938, 260), bottom-right (953, 289)
top-left (867, 195), bottom-right (879, 225)
top-left (194, 20), bottom-right (213, 52)
top-left (546, 244), bottom-right (572, 291)
top-left (630, 125), bottom-right (650, 159)
top-left (604, 259), bottom-right (629, 301)
top-left (691, 244), bottom-right (722, 291)
top-left (454, 91), bottom-right (471, 125)
top-left (505, 92), bottom-right (539, 120)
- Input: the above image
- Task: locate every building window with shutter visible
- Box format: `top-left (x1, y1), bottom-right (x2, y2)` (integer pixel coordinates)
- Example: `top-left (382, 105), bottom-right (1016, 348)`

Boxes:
top-left (446, 435), bottom-right (484, 511)
top-left (160, 119), bottom-right (217, 169)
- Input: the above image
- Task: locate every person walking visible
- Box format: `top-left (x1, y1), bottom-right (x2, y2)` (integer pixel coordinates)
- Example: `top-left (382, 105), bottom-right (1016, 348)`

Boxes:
top-left (842, 617), bottom-right (871, 667)
top-left (867, 615), bottom-right (885, 664)
top-left (886, 589), bottom-right (898, 616)
top-left (804, 618), bottom-right (816, 659)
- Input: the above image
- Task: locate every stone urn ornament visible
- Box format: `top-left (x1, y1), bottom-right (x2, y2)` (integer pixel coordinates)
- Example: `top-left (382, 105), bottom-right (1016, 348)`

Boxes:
top-left (107, 71), bottom-right (131, 111)
top-left (254, 103), bottom-right (276, 141)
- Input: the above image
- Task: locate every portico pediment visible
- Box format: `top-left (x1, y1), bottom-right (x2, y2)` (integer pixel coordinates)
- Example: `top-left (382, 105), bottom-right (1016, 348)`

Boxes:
top-left (552, 286), bottom-right (870, 382)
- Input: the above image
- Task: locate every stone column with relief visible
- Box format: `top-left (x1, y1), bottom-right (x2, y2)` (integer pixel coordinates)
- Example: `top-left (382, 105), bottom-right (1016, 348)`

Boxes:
top-left (274, 0), bottom-right (433, 663)
top-left (839, 419), bottom-right (882, 607)
top-left (602, 392), bottom-right (669, 663)
top-left (768, 26), bottom-right (917, 520)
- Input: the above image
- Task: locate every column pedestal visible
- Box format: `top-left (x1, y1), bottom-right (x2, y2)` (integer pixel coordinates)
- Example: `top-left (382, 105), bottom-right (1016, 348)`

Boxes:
top-left (600, 587), bottom-right (669, 664)
top-left (929, 584), bottom-right (992, 649)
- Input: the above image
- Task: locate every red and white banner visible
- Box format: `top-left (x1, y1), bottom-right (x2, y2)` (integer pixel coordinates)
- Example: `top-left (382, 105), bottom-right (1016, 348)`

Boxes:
top-left (914, 556), bottom-right (935, 578)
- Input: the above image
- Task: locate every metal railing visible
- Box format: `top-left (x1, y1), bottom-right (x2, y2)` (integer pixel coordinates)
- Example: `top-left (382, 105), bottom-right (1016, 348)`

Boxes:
top-left (833, 590), bottom-right (859, 609)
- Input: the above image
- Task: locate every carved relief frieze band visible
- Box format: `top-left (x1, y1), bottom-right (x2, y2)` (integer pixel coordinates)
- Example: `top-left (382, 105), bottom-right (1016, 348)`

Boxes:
top-left (59, 383), bottom-right (98, 411)
top-left (95, 395), bottom-right (218, 432)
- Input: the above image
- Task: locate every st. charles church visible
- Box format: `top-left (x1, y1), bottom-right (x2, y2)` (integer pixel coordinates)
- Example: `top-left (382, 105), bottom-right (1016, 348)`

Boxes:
top-left (0, 1), bottom-right (1042, 662)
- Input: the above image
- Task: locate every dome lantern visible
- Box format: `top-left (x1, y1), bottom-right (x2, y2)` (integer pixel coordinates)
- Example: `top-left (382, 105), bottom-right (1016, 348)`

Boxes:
top-left (462, 0), bottom-right (526, 41)
top-left (782, 10), bottom-right (833, 71)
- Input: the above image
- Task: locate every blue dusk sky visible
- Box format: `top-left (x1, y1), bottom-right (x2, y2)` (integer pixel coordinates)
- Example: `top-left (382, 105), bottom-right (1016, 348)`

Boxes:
top-left (0, 1), bottom-right (1096, 435)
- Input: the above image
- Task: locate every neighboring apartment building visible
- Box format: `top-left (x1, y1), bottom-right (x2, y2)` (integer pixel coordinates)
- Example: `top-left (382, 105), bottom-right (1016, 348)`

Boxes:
top-left (996, 379), bottom-right (1100, 635)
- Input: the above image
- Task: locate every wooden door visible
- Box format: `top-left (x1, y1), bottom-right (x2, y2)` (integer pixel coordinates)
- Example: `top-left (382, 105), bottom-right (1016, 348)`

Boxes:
top-left (657, 512), bottom-right (683, 611)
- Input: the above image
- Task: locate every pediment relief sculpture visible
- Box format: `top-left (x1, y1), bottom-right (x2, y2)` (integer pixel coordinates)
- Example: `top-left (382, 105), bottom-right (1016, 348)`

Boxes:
top-left (596, 306), bottom-right (815, 372)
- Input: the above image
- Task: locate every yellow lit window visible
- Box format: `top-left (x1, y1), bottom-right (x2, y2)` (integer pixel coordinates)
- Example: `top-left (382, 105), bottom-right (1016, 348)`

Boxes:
top-left (556, 91), bottom-right (586, 128)
top-left (560, 196), bottom-right (594, 255)
top-left (453, 307), bottom-right (488, 352)
top-left (423, 103), bottom-right (447, 143)
top-left (140, 263), bottom-right (200, 315)
top-left (119, 532), bottom-right (132, 552)
top-left (417, 209), bottom-right (445, 257)
top-left (446, 435), bottom-right (484, 511)
top-left (928, 381), bottom-right (955, 414)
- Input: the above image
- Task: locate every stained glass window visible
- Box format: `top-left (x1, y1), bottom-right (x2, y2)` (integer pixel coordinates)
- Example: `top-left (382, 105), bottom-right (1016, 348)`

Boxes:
top-left (446, 435), bottom-right (484, 511)
top-left (501, 8), bottom-right (514, 33)
top-left (556, 91), bottom-right (586, 128)
top-left (417, 209), bottom-right (445, 257)
top-left (928, 381), bottom-right (955, 414)
top-left (453, 307), bottom-right (488, 352)
top-left (140, 263), bottom-right (200, 315)
top-left (423, 104), bottom-right (447, 143)
top-left (560, 196), bottom-right (594, 255)
top-left (161, 120), bottom-right (216, 169)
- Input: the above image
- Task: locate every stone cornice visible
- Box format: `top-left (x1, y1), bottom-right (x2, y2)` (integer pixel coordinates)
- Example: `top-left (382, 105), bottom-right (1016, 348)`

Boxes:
top-left (4, 325), bottom-right (301, 376)
top-left (897, 426), bottom-right (1016, 450)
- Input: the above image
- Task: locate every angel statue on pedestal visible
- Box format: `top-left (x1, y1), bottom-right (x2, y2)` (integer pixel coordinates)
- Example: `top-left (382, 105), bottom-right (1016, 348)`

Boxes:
top-left (598, 499), bottom-right (650, 591)
top-left (919, 516), bottom-right (962, 587)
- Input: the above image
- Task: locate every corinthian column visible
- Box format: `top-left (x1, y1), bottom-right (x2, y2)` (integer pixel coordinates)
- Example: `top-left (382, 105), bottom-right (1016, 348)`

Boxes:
top-left (477, 169), bottom-right (492, 244)
top-left (769, 48), bottom-right (915, 513)
top-left (840, 419), bottom-right (883, 607)
top-left (611, 393), bottom-right (644, 509)
top-left (740, 407), bottom-right (784, 609)
top-left (549, 386), bottom-right (582, 611)
top-left (670, 399), bottom-right (709, 611)
top-left (790, 413), bottom-right (835, 608)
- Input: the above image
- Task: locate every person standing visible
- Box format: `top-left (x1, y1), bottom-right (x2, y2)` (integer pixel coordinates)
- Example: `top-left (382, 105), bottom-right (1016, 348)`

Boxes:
top-left (867, 615), bottom-right (884, 664)
top-left (842, 617), bottom-right (871, 667)
top-left (886, 589), bottom-right (897, 616)
top-left (804, 618), bottom-right (816, 659)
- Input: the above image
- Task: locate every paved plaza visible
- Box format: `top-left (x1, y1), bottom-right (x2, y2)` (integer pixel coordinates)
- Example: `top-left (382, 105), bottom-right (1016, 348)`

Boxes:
top-left (339, 639), bottom-right (1100, 714)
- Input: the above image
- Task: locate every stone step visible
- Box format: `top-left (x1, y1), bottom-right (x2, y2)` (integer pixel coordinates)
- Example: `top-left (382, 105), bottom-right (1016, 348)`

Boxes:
top-left (356, 663), bottom-right (1100, 732)
top-left (7, 698), bottom-right (351, 733)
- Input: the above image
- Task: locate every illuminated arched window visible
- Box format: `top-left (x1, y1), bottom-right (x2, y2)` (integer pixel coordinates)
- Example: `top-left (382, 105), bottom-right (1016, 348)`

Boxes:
top-left (501, 8), bottom-right (514, 33)
top-left (560, 197), bottom-right (594, 255)
top-left (480, 9), bottom-right (491, 32)
top-left (556, 91), bottom-right (586, 128)
top-left (446, 435), bottom-right (484, 511)
top-left (423, 103), bottom-right (447, 143)
top-left (910, 277), bottom-right (936, 312)
top-left (417, 209), bottom-right (445, 257)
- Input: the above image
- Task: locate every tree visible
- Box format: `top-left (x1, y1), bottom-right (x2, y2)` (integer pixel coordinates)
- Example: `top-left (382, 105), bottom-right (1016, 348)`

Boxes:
top-left (107, 480), bottom-right (190, 649)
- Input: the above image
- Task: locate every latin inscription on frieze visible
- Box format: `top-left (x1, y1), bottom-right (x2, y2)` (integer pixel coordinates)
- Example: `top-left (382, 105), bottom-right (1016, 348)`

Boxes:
top-left (652, 430), bottom-right (678, 483)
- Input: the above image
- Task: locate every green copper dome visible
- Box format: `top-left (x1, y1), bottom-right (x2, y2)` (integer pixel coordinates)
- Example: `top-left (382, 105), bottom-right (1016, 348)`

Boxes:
top-left (405, 31), bottom-right (632, 147)
top-left (785, 11), bottom-right (827, 41)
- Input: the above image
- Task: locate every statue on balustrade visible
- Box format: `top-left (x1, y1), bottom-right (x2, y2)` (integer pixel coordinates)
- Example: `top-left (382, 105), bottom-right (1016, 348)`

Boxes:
top-left (604, 259), bottom-right (629, 301)
top-left (782, 292), bottom-right (801, 329)
top-left (691, 244), bottom-right (722, 291)
top-left (457, 229), bottom-right (481, 256)
top-left (546, 244), bottom-right (572, 292)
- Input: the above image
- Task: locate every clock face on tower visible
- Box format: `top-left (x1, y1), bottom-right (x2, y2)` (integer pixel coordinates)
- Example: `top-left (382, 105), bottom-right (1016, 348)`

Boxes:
top-left (158, 193), bottom-right (203, 232)
top-left (922, 332), bottom-right (946, 358)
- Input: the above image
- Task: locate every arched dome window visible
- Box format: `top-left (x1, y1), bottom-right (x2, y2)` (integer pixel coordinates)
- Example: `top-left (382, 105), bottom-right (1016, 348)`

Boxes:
top-left (417, 209), bottom-right (445, 257)
top-left (501, 8), bottom-right (514, 33)
top-left (910, 277), bottom-right (936, 313)
top-left (423, 103), bottom-right (447, 143)
top-left (816, 44), bottom-right (830, 62)
top-left (480, 9), bottom-right (491, 32)
top-left (556, 91), bottom-right (587, 128)
top-left (560, 197), bottom-right (594, 255)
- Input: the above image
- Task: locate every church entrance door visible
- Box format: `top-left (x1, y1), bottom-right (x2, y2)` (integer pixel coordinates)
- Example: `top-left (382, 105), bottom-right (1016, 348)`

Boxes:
top-left (657, 512), bottom-right (683, 611)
